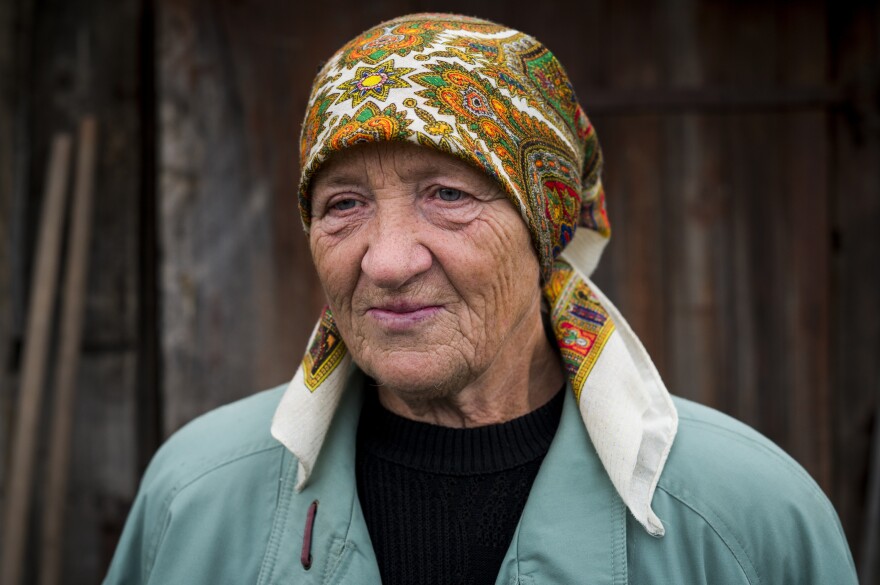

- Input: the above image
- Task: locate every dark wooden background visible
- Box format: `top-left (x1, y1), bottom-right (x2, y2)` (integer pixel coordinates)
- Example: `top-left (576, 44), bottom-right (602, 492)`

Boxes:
top-left (1, 0), bottom-right (878, 583)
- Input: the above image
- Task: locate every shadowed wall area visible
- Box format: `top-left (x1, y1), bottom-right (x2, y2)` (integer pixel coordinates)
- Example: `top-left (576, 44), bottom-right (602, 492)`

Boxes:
top-left (1, 0), bottom-right (879, 583)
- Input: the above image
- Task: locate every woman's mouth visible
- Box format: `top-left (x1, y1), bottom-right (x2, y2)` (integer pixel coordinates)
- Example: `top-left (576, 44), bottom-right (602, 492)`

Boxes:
top-left (366, 303), bottom-right (442, 331)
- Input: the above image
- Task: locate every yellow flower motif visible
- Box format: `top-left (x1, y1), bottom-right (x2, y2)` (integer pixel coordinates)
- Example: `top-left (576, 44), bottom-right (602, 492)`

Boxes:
top-left (425, 121), bottom-right (453, 135)
top-left (335, 60), bottom-right (414, 107)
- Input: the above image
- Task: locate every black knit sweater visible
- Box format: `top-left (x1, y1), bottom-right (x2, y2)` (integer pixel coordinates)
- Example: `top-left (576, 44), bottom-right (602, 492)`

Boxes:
top-left (355, 388), bottom-right (564, 585)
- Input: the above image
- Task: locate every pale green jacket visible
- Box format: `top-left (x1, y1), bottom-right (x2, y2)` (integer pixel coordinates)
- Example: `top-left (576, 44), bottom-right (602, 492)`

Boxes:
top-left (104, 378), bottom-right (857, 584)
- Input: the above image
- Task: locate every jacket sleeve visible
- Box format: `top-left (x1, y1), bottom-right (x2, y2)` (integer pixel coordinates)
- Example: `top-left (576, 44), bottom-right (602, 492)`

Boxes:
top-left (102, 487), bottom-right (150, 585)
top-left (632, 398), bottom-right (860, 584)
top-left (102, 387), bottom-right (286, 584)
top-left (102, 458), bottom-right (172, 585)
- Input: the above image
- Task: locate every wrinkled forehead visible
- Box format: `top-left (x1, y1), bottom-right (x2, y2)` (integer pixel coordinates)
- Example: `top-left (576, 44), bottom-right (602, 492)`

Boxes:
top-left (309, 141), bottom-right (506, 200)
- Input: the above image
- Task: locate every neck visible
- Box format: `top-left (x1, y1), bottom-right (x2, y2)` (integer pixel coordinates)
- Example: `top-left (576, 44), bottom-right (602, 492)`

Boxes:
top-left (376, 309), bottom-right (564, 428)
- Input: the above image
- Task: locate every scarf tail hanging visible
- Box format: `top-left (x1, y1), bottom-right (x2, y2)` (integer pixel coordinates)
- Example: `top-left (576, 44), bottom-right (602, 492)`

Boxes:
top-left (555, 233), bottom-right (678, 536)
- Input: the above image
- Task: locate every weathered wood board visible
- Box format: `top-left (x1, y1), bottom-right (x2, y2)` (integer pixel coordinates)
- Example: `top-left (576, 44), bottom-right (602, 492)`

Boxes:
top-left (1, 0), bottom-right (144, 583)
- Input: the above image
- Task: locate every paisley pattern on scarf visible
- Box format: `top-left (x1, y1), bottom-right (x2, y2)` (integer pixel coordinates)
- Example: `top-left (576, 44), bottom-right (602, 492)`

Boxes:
top-left (335, 16), bottom-right (504, 68)
top-left (543, 262), bottom-right (615, 399)
top-left (298, 13), bottom-right (613, 394)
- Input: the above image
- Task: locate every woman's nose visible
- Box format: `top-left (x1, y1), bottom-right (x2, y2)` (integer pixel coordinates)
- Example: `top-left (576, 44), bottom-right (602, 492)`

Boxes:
top-left (361, 207), bottom-right (432, 290)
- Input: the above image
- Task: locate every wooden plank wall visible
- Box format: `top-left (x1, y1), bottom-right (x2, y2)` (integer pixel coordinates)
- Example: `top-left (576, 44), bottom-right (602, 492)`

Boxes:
top-left (157, 0), bottom-right (880, 575)
top-left (831, 1), bottom-right (880, 572)
top-left (0, 0), bottom-right (145, 582)
top-left (159, 0), bottom-right (326, 433)
top-left (593, 1), bottom-right (835, 480)
top-left (0, 0), bottom-right (17, 508)
top-left (34, 0), bottom-right (145, 576)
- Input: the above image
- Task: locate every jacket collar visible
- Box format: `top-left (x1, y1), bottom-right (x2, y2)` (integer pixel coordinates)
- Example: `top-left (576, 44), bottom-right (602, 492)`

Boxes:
top-left (496, 386), bottom-right (628, 584)
top-left (263, 373), bottom-right (627, 584)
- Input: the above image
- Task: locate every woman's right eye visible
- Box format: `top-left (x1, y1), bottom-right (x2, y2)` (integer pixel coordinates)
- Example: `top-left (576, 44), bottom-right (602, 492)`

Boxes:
top-left (331, 198), bottom-right (358, 211)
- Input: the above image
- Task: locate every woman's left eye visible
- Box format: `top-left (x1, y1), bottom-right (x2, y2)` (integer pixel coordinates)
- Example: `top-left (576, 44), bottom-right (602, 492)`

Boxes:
top-left (437, 188), bottom-right (464, 202)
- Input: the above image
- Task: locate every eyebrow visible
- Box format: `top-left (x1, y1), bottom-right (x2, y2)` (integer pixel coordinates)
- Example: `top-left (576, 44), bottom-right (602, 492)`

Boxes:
top-left (311, 173), bottom-right (363, 188)
top-left (313, 164), bottom-right (464, 189)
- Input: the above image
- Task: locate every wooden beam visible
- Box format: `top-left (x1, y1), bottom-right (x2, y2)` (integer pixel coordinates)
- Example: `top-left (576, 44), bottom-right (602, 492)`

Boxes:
top-left (39, 117), bottom-right (97, 585)
top-left (136, 0), bottom-right (161, 476)
top-left (582, 86), bottom-right (847, 114)
top-left (0, 133), bottom-right (71, 585)
top-left (861, 397), bottom-right (880, 583)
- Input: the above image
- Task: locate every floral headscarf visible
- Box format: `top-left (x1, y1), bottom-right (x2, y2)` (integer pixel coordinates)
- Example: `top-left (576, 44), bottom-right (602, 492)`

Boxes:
top-left (273, 13), bottom-right (678, 537)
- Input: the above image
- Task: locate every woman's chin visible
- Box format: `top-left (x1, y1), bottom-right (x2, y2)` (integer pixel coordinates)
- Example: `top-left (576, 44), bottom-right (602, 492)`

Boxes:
top-left (362, 358), bottom-right (470, 400)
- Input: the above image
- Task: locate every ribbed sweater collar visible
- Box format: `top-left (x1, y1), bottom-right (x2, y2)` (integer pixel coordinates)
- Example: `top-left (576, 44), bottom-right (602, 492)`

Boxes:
top-left (357, 387), bottom-right (564, 475)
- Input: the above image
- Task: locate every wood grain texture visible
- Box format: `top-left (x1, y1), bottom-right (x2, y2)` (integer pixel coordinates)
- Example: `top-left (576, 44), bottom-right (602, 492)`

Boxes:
top-left (159, 0), bottom-right (303, 434)
top-left (0, 0), bottom-right (15, 515)
top-left (829, 2), bottom-right (880, 572)
top-left (4, 0), bottom-right (145, 583)
top-left (67, 1), bottom-right (143, 580)
top-left (40, 116), bottom-right (97, 585)
top-left (1, 132), bottom-right (71, 585)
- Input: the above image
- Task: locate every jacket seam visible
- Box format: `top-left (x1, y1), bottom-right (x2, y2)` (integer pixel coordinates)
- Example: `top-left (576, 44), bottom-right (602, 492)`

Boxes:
top-left (610, 495), bottom-right (617, 583)
top-left (256, 450), bottom-right (296, 585)
top-left (656, 484), bottom-right (757, 585)
top-left (677, 416), bottom-right (837, 520)
top-left (322, 537), bottom-right (354, 584)
top-left (143, 443), bottom-right (284, 580)
top-left (512, 513), bottom-right (523, 582)
top-left (612, 494), bottom-right (626, 584)
top-left (323, 479), bottom-right (361, 584)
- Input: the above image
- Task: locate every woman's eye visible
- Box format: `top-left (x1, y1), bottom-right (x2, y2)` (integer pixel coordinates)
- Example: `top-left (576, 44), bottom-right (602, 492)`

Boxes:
top-left (331, 198), bottom-right (358, 211)
top-left (437, 188), bottom-right (463, 202)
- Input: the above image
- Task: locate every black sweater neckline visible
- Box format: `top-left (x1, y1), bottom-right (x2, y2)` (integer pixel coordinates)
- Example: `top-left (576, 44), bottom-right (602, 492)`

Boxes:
top-left (357, 387), bottom-right (565, 476)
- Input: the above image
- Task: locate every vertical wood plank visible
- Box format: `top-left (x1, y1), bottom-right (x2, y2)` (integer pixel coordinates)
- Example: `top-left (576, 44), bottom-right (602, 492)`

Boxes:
top-left (74, 0), bottom-right (143, 577)
top-left (829, 1), bottom-right (880, 568)
top-left (778, 1), bottom-right (832, 489)
top-left (864, 397), bottom-right (880, 583)
top-left (0, 0), bottom-right (15, 510)
top-left (1, 133), bottom-right (71, 585)
top-left (663, 0), bottom-right (723, 408)
top-left (40, 116), bottom-right (97, 585)
top-left (699, 2), bottom-right (778, 429)
top-left (159, 0), bottom-right (288, 434)
top-left (136, 0), bottom-right (161, 480)
top-left (14, 0), bottom-right (145, 581)
top-left (589, 0), bottom-right (669, 379)
top-left (1, 0), bottom-right (37, 528)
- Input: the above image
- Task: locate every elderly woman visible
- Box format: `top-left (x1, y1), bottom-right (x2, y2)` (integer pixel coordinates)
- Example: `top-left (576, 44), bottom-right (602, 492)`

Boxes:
top-left (106, 14), bottom-right (856, 585)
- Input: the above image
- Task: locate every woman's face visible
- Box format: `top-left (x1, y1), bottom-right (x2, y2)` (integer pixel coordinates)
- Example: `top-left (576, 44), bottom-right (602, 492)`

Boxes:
top-left (308, 141), bottom-right (543, 400)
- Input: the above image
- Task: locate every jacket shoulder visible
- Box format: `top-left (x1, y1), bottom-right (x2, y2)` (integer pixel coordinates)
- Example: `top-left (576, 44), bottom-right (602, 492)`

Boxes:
top-left (664, 396), bottom-right (836, 517)
top-left (640, 396), bottom-right (856, 584)
top-left (104, 385), bottom-right (290, 584)
top-left (144, 384), bottom-right (287, 486)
